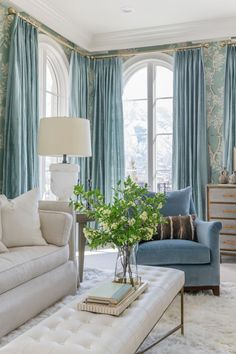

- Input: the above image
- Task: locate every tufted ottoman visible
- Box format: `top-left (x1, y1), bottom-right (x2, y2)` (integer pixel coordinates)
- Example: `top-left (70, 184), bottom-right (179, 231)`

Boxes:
top-left (0, 266), bottom-right (185, 354)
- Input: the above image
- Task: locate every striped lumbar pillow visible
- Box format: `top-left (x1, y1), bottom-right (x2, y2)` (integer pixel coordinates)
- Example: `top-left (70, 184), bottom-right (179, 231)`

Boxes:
top-left (153, 215), bottom-right (196, 241)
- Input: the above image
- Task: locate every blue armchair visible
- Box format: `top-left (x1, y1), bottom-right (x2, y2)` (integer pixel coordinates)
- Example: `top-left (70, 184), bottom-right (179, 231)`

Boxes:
top-left (136, 187), bottom-right (222, 295)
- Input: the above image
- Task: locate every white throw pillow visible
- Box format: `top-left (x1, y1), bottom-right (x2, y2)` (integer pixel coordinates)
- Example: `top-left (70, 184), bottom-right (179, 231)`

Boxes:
top-left (0, 189), bottom-right (47, 247)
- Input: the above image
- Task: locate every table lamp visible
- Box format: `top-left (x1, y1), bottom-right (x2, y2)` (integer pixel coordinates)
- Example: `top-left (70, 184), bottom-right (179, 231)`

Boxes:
top-left (38, 117), bottom-right (91, 201)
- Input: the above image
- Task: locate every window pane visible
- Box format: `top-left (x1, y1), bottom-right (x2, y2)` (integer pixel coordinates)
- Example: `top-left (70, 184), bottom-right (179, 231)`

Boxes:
top-left (46, 92), bottom-right (58, 117)
top-left (123, 67), bottom-right (147, 100)
top-left (155, 98), bottom-right (173, 134)
top-left (123, 61), bottom-right (173, 191)
top-left (155, 66), bottom-right (173, 98)
top-left (156, 135), bottom-right (172, 184)
top-left (156, 170), bottom-right (172, 189)
top-left (124, 100), bottom-right (148, 185)
top-left (46, 58), bottom-right (58, 94)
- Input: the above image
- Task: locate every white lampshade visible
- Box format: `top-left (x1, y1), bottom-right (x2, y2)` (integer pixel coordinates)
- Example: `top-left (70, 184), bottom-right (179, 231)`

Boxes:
top-left (38, 117), bottom-right (91, 157)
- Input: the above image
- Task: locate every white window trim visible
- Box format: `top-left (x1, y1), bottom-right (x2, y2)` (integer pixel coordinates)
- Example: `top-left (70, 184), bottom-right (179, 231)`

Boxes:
top-left (123, 53), bottom-right (173, 191)
top-left (123, 53), bottom-right (173, 88)
top-left (39, 34), bottom-right (69, 118)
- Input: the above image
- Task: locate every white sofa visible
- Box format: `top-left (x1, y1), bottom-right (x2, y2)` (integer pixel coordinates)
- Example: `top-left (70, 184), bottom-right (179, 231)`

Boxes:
top-left (0, 201), bottom-right (77, 338)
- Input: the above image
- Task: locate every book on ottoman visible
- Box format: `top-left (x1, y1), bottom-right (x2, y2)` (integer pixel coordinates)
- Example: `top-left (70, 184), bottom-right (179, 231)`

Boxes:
top-left (86, 281), bottom-right (133, 305)
top-left (78, 281), bottom-right (148, 316)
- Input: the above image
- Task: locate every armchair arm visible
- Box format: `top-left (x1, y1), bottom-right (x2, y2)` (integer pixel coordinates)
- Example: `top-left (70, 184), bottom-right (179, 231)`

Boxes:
top-left (39, 210), bottom-right (72, 247)
top-left (195, 219), bottom-right (222, 263)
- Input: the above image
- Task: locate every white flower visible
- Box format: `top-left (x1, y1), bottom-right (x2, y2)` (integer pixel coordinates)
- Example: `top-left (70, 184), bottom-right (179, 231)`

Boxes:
top-left (140, 211), bottom-right (148, 221)
top-left (101, 222), bottom-right (109, 231)
top-left (103, 209), bottom-right (111, 216)
top-left (128, 218), bottom-right (135, 226)
top-left (111, 223), bottom-right (118, 230)
top-left (83, 228), bottom-right (91, 237)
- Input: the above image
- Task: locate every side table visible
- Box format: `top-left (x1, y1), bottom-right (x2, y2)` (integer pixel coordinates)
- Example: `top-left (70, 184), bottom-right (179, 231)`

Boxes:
top-left (76, 213), bottom-right (93, 282)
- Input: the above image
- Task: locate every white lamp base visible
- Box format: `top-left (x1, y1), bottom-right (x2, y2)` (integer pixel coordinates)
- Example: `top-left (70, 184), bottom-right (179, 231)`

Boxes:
top-left (49, 163), bottom-right (79, 201)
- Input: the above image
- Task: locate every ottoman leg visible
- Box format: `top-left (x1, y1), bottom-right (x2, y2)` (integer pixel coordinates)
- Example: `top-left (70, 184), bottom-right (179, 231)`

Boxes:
top-left (135, 287), bottom-right (184, 353)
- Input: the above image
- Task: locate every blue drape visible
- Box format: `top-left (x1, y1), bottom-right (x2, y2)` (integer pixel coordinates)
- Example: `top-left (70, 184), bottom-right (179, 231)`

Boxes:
top-left (69, 52), bottom-right (91, 188)
top-left (2, 17), bottom-right (39, 198)
top-left (223, 45), bottom-right (236, 172)
top-left (91, 58), bottom-right (125, 203)
top-left (173, 48), bottom-right (208, 219)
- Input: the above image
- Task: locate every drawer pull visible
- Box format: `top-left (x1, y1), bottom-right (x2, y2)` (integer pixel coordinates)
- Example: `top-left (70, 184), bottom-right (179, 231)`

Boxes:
top-left (222, 194), bottom-right (236, 198)
top-left (223, 209), bottom-right (236, 213)
top-left (224, 225), bottom-right (236, 229)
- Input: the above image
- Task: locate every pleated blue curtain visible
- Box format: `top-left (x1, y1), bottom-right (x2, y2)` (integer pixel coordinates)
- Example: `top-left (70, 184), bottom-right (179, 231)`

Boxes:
top-left (172, 48), bottom-right (208, 219)
top-left (91, 58), bottom-right (125, 203)
top-left (2, 17), bottom-right (39, 198)
top-left (223, 45), bottom-right (236, 172)
top-left (69, 52), bottom-right (91, 188)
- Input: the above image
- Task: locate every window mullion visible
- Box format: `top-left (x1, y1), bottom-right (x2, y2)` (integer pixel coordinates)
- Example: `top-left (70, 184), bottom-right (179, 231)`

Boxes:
top-left (147, 62), bottom-right (154, 191)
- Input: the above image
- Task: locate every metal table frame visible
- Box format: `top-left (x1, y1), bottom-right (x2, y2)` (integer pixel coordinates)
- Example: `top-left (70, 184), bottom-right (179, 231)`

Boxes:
top-left (136, 288), bottom-right (184, 353)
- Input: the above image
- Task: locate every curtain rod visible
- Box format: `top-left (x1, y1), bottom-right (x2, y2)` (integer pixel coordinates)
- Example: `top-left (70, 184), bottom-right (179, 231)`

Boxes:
top-left (90, 43), bottom-right (209, 59)
top-left (7, 7), bottom-right (89, 57)
top-left (8, 7), bottom-right (209, 60)
top-left (221, 40), bottom-right (236, 47)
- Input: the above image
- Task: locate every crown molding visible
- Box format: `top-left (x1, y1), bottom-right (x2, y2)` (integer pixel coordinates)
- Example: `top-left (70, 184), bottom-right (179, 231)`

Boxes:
top-left (8, 0), bottom-right (92, 51)
top-left (7, 1), bottom-right (236, 52)
top-left (89, 16), bottom-right (236, 52)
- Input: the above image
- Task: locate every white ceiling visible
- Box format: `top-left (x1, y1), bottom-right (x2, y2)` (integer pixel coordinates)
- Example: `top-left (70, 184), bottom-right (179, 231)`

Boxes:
top-left (8, 0), bottom-right (236, 52)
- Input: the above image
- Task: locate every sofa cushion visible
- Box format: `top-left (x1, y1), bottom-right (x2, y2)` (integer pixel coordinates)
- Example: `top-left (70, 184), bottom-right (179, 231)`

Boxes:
top-left (161, 187), bottom-right (192, 216)
top-left (39, 210), bottom-right (72, 246)
top-left (137, 240), bottom-right (210, 265)
top-left (0, 206), bottom-right (8, 253)
top-left (0, 189), bottom-right (47, 247)
top-left (147, 187), bottom-right (192, 216)
top-left (0, 245), bottom-right (69, 295)
top-left (0, 242), bottom-right (8, 253)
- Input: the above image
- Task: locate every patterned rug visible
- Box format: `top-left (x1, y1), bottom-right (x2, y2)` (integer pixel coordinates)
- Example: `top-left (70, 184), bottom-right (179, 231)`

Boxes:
top-left (1, 268), bottom-right (236, 354)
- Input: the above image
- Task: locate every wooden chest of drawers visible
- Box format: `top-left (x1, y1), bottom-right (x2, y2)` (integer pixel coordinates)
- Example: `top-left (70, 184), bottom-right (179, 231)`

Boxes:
top-left (206, 184), bottom-right (236, 255)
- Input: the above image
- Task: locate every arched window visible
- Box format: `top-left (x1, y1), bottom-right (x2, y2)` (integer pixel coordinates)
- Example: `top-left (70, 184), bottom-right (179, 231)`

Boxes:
top-left (123, 54), bottom-right (173, 192)
top-left (38, 35), bottom-right (69, 199)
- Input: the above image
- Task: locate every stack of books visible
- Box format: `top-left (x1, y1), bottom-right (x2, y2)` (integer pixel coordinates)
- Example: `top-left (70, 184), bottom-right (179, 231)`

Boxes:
top-left (86, 281), bottom-right (134, 306)
top-left (77, 280), bottom-right (148, 316)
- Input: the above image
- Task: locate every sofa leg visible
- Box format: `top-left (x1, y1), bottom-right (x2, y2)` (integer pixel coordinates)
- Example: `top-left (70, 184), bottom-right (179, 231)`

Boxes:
top-left (212, 286), bottom-right (220, 296)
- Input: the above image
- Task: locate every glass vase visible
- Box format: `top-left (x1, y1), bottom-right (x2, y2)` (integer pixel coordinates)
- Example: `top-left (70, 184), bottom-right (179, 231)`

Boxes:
top-left (114, 244), bottom-right (140, 288)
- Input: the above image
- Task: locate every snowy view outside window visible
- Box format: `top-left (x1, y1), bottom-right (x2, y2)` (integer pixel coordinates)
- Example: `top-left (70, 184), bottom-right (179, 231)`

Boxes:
top-left (123, 59), bottom-right (173, 191)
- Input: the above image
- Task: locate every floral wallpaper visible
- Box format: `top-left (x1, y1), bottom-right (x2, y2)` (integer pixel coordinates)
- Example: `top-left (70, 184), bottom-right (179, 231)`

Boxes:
top-left (0, 4), bottom-right (11, 192)
top-left (203, 43), bottom-right (226, 183)
top-left (0, 2), bottom-right (229, 191)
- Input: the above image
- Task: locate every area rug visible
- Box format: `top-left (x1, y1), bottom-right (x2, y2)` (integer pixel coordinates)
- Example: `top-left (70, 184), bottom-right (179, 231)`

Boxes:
top-left (1, 268), bottom-right (236, 354)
